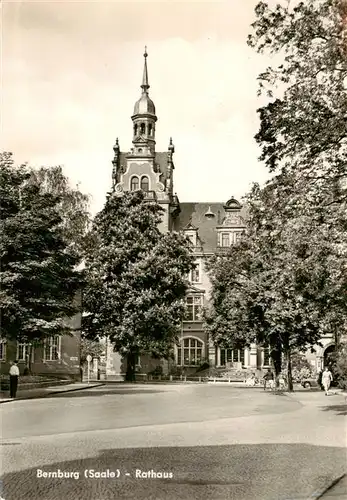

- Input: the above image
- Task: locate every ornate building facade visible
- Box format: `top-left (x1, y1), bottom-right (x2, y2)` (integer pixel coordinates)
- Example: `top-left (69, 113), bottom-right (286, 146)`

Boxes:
top-left (104, 49), bottom-right (335, 379)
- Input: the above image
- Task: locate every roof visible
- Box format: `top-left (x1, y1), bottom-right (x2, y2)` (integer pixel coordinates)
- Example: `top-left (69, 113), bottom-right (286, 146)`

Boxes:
top-left (173, 202), bottom-right (248, 253)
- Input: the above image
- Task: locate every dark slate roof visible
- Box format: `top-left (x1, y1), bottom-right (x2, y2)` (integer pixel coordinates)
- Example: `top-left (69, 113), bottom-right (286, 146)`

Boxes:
top-left (117, 151), bottom-right (170, 184)
top-left (174, 202), bottom-right (248, 253)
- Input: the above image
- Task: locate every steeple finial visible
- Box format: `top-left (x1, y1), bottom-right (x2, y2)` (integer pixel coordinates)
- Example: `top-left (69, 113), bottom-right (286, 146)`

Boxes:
top-left (141, 46), bottom-right (149, 93)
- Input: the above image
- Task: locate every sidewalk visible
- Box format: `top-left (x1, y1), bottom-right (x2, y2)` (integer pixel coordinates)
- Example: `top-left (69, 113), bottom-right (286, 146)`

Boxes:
top-left (0, 382), bottom-right (104, 403)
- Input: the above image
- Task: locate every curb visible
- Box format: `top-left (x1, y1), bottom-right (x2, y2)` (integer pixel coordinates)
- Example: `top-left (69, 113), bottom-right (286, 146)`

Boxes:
top-left (308, 473), bottom-right (347, 499)
top-left (0, 383), bottom-right (105, 404)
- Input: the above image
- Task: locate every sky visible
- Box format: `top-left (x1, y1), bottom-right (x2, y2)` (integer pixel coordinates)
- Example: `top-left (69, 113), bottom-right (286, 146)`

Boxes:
top-left (3, 0), bottom-right (274, 214)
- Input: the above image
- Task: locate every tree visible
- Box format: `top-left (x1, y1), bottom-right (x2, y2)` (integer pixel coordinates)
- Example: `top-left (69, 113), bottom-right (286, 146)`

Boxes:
top-left (206, 168), bottom-right (347, 390)
top-left (80, 337), bottom-right (105, 364)
top-left (248, 0), bottom-right (347, 206)
top-left (229, 0), bottom-right (347, 389)
top-left (0, 152), bottom-right (82, 371)
top-left (83, 190), bottom-right (195, 381)
top-left (326, 342), bottom-right (347, 389)
top-left (204, 240), bottom-right (262, 354)
top-left (28, 165), bottom-right (91, 258)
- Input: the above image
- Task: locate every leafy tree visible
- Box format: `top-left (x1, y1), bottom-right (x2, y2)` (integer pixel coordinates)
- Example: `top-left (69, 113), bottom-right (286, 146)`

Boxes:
top-left (248, 0), bottom-right (347, 205)
top-left (80, 337), bottom-right (105, 364)
top-left (217, 0), bottom-right (347, 389)
top-left (0, 152), bottom-right (82, 370)
top-left (206, 168), bottom-right (347, 390)
top-left (204, 240), bottom-right (261, 353)
top-left (83, 190), bottom-right (195, 381)
top-left (29, 165), bottom-right (91, 257)
top-left (326, 342), bottom-right (347, 389)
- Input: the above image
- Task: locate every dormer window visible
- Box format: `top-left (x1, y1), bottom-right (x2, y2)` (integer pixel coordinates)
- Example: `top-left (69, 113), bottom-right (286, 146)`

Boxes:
top-left (140, 176), bottom-right (149, 192)
top-left (130, 176), bottom-right (139, 191)
top-left (186, 231), bottom-right (196, 246)
top-left (221, 233), bottom-right (230, 247)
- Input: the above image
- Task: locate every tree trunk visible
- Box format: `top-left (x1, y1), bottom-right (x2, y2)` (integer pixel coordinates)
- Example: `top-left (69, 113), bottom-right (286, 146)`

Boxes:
top-left (125, 350), bottom-right (137, 382)
top-left (271, 346), bottom-right (282, 375)
top-left (334, 325), bottom-right (340, 351)
top-left (286, 347), bottom-right (294, 392)
top-left (270, 340), bottom-right (282, 388)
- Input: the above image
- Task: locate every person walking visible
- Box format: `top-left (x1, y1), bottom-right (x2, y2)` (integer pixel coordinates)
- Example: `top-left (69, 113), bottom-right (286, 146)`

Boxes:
top-left (263, 368), bottom-right (274, 391)
top-left (9, 360), bottom-right (20, 398)
top-left (321, 366), bottom-right (333, 396)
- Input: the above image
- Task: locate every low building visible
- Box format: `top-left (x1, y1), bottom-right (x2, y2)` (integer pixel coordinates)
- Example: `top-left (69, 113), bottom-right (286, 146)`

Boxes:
top-left (0, 297), bottom-right (82, 381)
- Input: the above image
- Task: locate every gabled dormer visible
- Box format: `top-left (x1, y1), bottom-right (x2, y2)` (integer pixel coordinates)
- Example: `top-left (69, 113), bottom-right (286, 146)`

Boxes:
top-left (184, 221), bottom-right (198, 247)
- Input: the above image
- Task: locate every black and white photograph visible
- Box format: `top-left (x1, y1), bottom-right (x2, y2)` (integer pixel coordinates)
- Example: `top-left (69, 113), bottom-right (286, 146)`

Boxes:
top-left (1, 1), bottom-right (347, 499)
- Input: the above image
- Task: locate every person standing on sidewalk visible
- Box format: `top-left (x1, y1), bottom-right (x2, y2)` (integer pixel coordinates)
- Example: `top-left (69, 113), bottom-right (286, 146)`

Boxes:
top-left (322, 366), bottom-right (333, 396)
top-left (9, 360), bottom-right (19, 398)
top-left (263, 368), bottom-right (274, 391)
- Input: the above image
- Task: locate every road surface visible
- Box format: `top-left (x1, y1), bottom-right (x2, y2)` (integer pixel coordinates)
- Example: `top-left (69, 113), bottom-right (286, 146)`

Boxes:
top-left (1, 384), bottom-right (346, 499)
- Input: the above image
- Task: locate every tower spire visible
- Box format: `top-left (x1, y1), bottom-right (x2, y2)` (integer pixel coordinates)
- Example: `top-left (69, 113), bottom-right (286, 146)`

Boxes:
top-left (141, 46), bottom-right (150, 94)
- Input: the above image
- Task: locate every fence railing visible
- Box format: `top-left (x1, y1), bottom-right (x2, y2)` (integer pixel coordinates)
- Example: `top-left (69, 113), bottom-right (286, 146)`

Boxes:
top-left (84, 373), bottom-right (249, 383)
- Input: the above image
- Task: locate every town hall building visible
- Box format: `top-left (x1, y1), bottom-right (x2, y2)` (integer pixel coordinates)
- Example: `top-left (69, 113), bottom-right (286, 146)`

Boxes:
top-left (104, 49), bottom-right (335, 379)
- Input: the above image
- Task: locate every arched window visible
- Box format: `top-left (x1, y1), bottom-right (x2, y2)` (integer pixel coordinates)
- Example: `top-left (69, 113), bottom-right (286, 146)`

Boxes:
top-left (140, 176), bottom-right (149, 192)
top-left (177, 337), bottom-right (204, 366)
top-left (148, 124), bottom-right (153, 136)
top-left (130, 176), bottom-right (139, 191)
top-left (134, 124), bottom-right (138, 136)
top-left (140, 123), bottom-right (146, 134)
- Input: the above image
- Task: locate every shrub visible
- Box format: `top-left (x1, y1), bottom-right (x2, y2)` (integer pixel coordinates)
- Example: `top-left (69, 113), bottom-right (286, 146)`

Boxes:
top-left (195, 361), bottom-right (210, 373)
top-left (327, 343), bottom-right (347, 390)
top-left (148, 365), bottom-right (163, 376)
top-left (291, 366), bottom-right (314, 383)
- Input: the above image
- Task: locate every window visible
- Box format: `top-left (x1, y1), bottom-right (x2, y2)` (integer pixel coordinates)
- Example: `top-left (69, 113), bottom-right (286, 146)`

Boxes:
top-left (185, 295), bottom-right (203, 321)
top-left (0, 339), bottom-right (6, 361)
top-left (221, 233), bottom-right (230, 247)
top-left (185, 232), bottom-right (196, 246)
top-left (130, 176), bottom-right (139, 191)
top-left (44, 336), bottom-right (61, 361)
top-left (220, 348), bottom-right (245, 366)
top-left (148, 124), bottom-right (153, 136)
top-left (17, 343), bottom-right (29, 361)
top-left (177, 337), bottom-right (204, 366)
top-left (140, 123), bottom-right (145, 134)
top-left (190, 261), bottom-right (201, 283)
top-left (134, 124), bottom-right (138, 136)
top-left (140, 176), bottom-right (149, 192)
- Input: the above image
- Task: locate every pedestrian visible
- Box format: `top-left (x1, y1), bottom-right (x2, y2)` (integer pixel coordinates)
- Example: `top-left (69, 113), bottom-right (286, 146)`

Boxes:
top-left (9, 360), bottom-right (20, 398)
top-left (278, 373), bottom-right (286, 390)
top-left (321, 366), bottom-right (333, 396)
top-left (246, 373), bottom-right (256, 387)
top-left (263, 368), bottom-right (274, 391)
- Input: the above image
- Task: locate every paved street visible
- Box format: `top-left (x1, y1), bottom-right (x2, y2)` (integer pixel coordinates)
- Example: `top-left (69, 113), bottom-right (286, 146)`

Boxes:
top-left (1, 384), bottom-right (346, 500)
